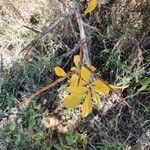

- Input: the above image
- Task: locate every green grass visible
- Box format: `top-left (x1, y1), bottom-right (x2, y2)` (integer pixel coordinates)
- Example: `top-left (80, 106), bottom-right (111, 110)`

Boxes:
top-left (0, 55), bottom-right (61, 111)
top-left (95, 139), bottom-right (128, 150)
top-left (0, 49), bottom-right (149, 150)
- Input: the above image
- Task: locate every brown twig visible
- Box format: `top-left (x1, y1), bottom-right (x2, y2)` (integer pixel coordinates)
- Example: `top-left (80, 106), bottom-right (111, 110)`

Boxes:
top-left (19, 77), bottom-right (67, 107)
top-left (18, 70), bottom-right (75, 108)
top-left (0, 71), bottom-right (75, 129)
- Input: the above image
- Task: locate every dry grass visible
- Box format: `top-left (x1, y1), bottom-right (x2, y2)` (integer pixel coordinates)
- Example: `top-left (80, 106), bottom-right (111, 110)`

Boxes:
top-left (0, 0), bottom-right (67, 67)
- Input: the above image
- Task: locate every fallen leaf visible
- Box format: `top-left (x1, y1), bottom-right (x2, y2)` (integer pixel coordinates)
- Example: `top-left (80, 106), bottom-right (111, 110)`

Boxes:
top-left (84, 0), bottom-right (98, 15)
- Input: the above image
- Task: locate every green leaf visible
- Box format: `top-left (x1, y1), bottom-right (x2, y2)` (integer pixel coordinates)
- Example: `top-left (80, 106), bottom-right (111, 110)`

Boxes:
top-left (138, 77), bottom-right (150, 91)
top-left (9, 121), bottom-right (16, 131)
top-left (145, 55), bottom-right (150, 62)
top-left (32, 133), bottom-right (45, 141)
top-left (140, 77), bottom-right (150, 86)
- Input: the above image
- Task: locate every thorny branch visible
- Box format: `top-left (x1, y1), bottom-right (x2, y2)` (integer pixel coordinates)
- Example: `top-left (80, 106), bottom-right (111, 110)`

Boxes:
top-left (73, 1), bottom-right (91, 67)
top-left (73, 0), bottom-right (93, 85)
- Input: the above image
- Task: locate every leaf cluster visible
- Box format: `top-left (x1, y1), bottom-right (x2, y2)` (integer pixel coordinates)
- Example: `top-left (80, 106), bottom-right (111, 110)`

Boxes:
top-left (54, 55), bottom-right (128, 117)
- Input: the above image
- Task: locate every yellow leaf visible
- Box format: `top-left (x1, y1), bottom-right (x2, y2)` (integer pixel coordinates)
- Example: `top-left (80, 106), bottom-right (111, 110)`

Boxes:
top-left (82, 92), bottom-right (93, 117)
top-left (71, 67), bottom-right (76, 71)
top-left (80, 66), bottom-right (96, 82)
top-left (92, 92), bottom-right (101, 105)
top-left (109, 84), bottom-right (129, 89)
top-left (91, 66), bottom-right (97, 72)
top-left (54, 67), bottom-right (67, 77)
top-left (67, 74), bottom-right (87, 93)
top-left (64, 93), bottom-right (83, 109)
top-left (73, 55), bottom-right (80, 67)
top-left (69, 74), bottom-right (78, 86)
top-left (81, 66), bottom-right (91, 82)
top-left (66, 84), bottom-right (86, 94)
top-left (91, 79), bottom-right (110, 96)
top-left (84, 0), bottom-right (98, 15)
top-left (69, 74), bottom-right (87, 86)
top-left (67, 83), bottom-right (86, 94)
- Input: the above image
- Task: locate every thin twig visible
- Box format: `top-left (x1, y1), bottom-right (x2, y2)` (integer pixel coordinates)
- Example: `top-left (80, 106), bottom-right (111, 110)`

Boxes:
top-left (61, 41), bottom-right (80, 58)
top-left (0, 72), bottom-right (75, 129)
top-left (23, 25), bottom-right (40, 34)
top-left (18, 70), bottom-right (76, 108)
top-left (19, 77), bottom-right (67, 107)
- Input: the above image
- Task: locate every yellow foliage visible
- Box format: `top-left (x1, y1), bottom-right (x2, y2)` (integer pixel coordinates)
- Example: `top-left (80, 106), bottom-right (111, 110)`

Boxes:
top-left (92, 92), bottom-right (101, 105)
top-left (84, 0), bottom-right (98, 15)
top-left (66, 85), bottom-right (86, 94)
top-left (91, 66), bottom-right (97, 72)
top-left (109, 84), bottom-right (129, 89)
top-left (66, 74), bottom-right (86, 93)
top-left (74, 55), bottom-right (80, 67)
top-left (54, 67), bottom-right (67, 77)
top-left (81, 66), bottom-right (92, 82)
top-left (64, 92), bottom-right (84, 109)
top-left (54, 55), bottom-right (129, 117)
top-left (91, 80), bottom-right (110, 96)
top-left (82, 92), bottom-right (93, 117)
